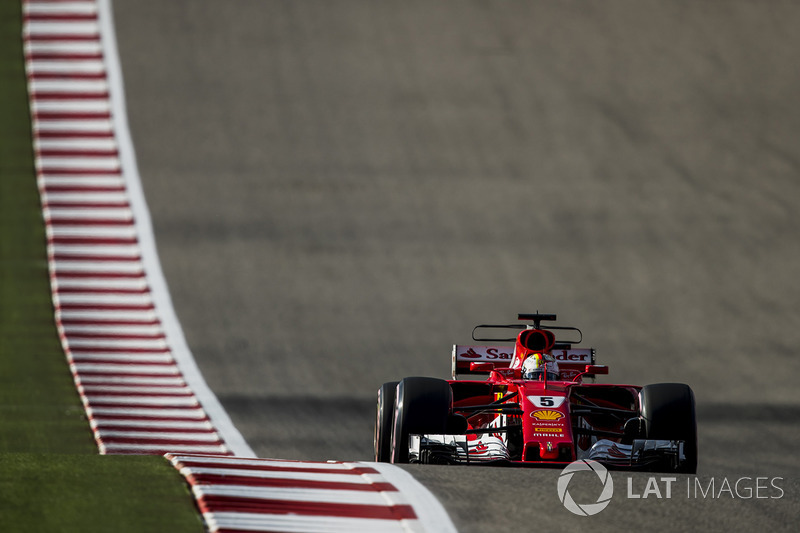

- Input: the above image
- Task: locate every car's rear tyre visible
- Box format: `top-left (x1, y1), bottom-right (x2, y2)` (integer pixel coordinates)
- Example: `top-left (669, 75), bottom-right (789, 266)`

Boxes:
top-left (640, 383), bottom-right (698, 474)
top-left (390, 377), bottom-right (452, 463)
top-left (374, 381), bottom-right (398, 462)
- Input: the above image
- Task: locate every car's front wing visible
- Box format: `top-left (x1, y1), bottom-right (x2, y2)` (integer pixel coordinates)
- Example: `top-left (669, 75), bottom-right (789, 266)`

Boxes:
top-left (409, 434), bottom-right (687, 470)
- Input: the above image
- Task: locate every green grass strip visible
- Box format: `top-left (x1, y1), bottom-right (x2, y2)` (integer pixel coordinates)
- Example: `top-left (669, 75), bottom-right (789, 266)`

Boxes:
top-left (0, 3), bottom-right (203, 532)
top-left (0, 454), bottom-right (204, 533)
top-left (0, 0), bottom-right (96, 456)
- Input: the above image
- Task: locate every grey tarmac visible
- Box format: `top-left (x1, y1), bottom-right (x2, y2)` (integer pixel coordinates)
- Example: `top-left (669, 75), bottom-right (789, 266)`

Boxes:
top-left (113, 1), bottom-right (800, 530)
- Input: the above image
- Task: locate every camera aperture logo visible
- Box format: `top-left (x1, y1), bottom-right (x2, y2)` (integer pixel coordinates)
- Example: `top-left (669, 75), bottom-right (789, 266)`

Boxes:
top-left (557, 460), bottom-right (614, 516)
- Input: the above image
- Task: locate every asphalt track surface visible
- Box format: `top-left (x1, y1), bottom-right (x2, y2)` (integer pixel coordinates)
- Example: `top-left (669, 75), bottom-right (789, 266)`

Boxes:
top-left (113, 1), bottom-right (799, 530)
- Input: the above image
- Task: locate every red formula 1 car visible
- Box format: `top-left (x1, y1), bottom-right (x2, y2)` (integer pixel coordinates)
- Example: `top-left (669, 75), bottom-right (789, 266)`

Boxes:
top-left (374, 313), bottom-right (697, 473)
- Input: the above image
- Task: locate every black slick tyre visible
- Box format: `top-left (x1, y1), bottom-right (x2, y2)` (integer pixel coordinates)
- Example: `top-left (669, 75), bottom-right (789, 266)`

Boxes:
top-left (374, 381), bottom-right (398, 462)
top-left (640, 382), bottom-right (698, 474)
top-left (390, 377), bottom-right (452, 463)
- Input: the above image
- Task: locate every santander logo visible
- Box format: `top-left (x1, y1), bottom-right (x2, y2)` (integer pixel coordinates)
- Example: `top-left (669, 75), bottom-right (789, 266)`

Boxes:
top-left (458, 347), bottom-right (514, 360)
top-left (460, 348), bottom-right (482, 359)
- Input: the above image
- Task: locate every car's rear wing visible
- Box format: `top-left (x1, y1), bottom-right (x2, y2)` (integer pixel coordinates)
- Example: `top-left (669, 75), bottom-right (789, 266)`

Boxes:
top-left (451, 344), bottom-right (596, 380)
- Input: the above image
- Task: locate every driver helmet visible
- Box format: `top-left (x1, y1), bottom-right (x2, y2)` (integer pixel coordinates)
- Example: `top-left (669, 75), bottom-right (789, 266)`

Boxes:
top-left (522, 352), bottom-right (560, 381)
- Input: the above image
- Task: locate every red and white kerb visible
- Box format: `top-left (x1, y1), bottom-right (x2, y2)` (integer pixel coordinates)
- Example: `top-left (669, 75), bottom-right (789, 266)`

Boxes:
top-left (167, 454), bottom-right (442, 533)
top-left (22, 0), bottom-right (243, 456)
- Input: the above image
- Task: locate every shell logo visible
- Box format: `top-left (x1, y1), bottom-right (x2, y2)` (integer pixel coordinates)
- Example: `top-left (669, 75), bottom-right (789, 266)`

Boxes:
top-left (531, 409), bottom-right (564, 421)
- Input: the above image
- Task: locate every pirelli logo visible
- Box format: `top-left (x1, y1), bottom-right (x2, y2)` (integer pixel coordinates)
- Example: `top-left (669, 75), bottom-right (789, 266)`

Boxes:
top-left (533, 426), bottom-right (564, 437)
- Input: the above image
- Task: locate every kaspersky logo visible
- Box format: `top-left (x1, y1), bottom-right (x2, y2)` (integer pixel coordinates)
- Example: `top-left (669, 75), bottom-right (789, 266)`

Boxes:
top-left (557, 460), bottom-right (614, 516)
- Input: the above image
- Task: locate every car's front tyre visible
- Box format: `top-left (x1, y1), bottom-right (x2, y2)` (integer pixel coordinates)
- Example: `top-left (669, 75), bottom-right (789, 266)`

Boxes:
top-left (640, 382), bottom-right (698, 473)
top-left (390, 377), bottom-right (452, 463)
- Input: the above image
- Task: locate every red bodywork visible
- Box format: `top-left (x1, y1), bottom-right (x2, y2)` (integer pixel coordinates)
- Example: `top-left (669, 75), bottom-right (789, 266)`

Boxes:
top-left (448, 328), bottom-right (641, 465)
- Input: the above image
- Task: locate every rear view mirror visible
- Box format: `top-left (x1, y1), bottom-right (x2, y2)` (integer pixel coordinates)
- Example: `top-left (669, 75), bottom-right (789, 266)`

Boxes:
top-left (584, 364), bottom-right (608, 375)
top-left (470, 362), bottom-right (495, 373)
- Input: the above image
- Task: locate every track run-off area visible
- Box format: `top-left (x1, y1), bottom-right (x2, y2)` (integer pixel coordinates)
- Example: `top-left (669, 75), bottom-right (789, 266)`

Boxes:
top-left (15, 0), bottom-right (800, 531)
top-left (19, 0), bottom-right (455, 531)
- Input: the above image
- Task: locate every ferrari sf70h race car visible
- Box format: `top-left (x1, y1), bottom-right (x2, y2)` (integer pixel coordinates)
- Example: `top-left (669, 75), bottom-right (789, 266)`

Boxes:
top-left (374, 313), bottom-right (697, 473)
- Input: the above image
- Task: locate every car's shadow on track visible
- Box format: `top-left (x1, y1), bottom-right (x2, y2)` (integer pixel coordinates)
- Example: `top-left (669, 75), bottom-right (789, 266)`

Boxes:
top-left (217, 394), bottom-right (375, 461)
